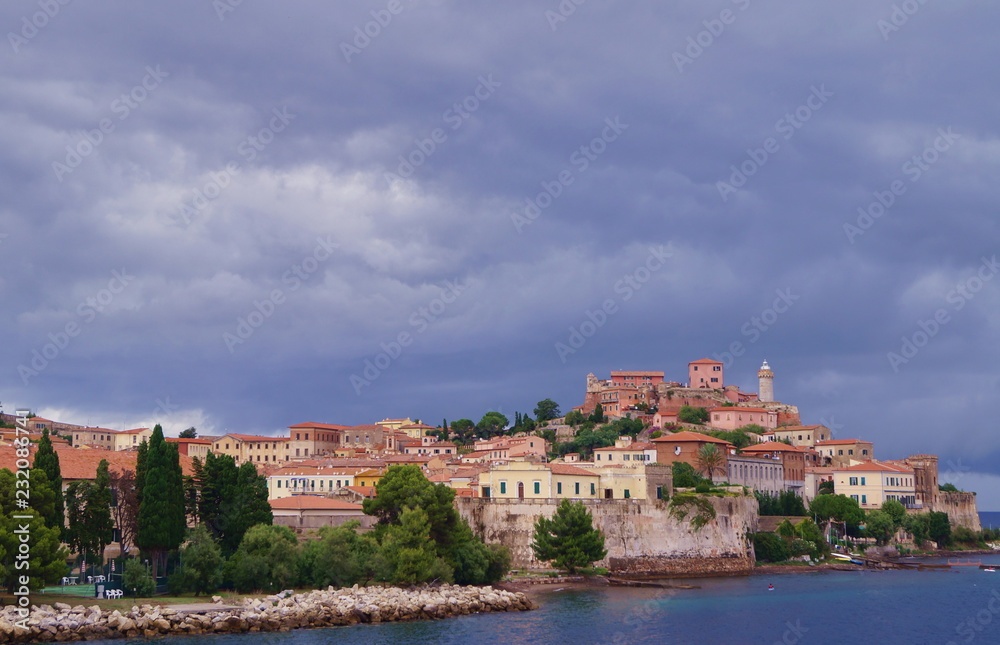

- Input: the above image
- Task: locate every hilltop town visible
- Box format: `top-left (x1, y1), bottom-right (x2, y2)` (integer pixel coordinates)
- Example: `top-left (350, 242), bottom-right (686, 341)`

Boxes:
top-left (0, 358), bottom-right (983, 579)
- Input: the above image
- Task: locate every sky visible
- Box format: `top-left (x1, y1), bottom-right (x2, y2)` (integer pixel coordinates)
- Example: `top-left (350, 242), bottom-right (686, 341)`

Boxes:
top-left (3, 1), bottom-right (999, 508)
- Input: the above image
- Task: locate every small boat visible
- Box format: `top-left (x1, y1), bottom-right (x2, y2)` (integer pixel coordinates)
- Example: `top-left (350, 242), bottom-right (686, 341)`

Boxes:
top-left (983, 567), bottom-right (996, 572)
top-left (830, 553), bottom-right (864, 565)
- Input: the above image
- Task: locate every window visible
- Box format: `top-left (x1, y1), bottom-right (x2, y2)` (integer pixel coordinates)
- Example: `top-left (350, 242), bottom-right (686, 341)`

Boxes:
top-left (838, 449), bottom-right (843, 455)
top-left (863, 449), bottom-right (869, 456)
top-left (483, 486), bottom-right (491, 498)
top-left (861, 477), bottom-right (866, 486)
top-left (557, 482), bottom-right (563, 494)
top-left (861, 494), bottom-right (867, 505)
top-left (848, 449), bottom-right (854, 455)
top-left (624, 454), bottom-right (630, 461)
top-left (849, 477), bottom-right (858, 486)
top-left (590, 483), bottom-right (596, 495)
top-left (575, 482), bottom-right (580, 495)
top-left (597, 454), bottom-right (601, 461)
top-left (534, 481), bottom-right (540, 495)
top-left (624, 489), bottom-right (631, 499)
top-left (851, 495), bottom-right (859, 501)
top-left (500, 481), bottom-right (507, 495)
top-left (656, 486), bottom-right (663, 500)
top-left (277, 480), bottom-right (282, 488)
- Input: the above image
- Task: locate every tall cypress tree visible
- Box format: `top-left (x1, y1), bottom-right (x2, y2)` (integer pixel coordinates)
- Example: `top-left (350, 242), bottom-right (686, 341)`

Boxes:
top-left (229, 462), bottom-right (273, 555)
top-left (199, 452), bottom-right (239, 548)
top-left (136, 425), bottom-right (186, 578)
top-left (135, 438), bottom-right (149, 504)
top-left (33, 428), bottom-right (64, 538)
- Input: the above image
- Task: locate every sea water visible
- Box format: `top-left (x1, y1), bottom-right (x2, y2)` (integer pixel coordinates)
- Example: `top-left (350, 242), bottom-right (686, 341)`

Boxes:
top-left (87, 557), bottom-right (1000, 645)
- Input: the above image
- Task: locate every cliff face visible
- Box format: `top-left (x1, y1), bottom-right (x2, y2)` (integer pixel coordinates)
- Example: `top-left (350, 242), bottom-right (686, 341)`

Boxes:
top-left (457, 496), bottom-right (759, 578)
top-left (932, 491), bottom-right (981, 531)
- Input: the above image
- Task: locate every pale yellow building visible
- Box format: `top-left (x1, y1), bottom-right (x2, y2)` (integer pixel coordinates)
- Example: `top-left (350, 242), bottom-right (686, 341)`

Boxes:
top-left (376, 417), bottom-right (415, 432)
top-left (212, 433), bottom-right (289, 466)
top-left (477, 461), bottom-right (670, 501)
top-left (815, 439), bottom-right (874, 468)
top-left (592, 438), bottom-right (656, 465)
top-left (354, 468), bottom-right (386, 488)
top-left (267, 465), bottom-right (368, 499)
top-left (771, 425), bottom-right (831, 448)
top-left (833, 461), bottom-right (916, 510)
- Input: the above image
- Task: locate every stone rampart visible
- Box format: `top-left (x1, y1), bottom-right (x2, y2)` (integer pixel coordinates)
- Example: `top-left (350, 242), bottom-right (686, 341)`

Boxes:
top-left (458, 495), bottom-right (758, 578)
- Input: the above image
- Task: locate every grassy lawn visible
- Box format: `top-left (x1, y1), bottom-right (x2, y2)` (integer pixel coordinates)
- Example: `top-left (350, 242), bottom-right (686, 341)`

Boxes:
top-left (0, 590), bottom-right (254, 613)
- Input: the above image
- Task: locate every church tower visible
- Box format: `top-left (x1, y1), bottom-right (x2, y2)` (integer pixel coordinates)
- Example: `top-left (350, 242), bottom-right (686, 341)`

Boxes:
top-left (757, 360), bottom-right (774, 402)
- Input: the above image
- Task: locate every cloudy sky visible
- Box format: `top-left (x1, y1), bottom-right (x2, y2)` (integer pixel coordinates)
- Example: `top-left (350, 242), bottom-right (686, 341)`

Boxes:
top-left (4, 1), bottom-right (999, 507)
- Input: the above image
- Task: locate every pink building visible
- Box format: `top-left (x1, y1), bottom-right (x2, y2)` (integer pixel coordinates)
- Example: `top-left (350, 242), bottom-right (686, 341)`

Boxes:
top-left (708, 406), bottom-right (778, 430)
top-left (688, 359), bottom-right (724, 388)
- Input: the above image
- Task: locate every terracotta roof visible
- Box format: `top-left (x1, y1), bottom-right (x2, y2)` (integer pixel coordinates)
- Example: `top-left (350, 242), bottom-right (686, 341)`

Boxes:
top-left (775, 425), bottom-right (823, 432)
top-left (344, 424), bottom-right (383, 432)
top-left (835, 461), bottom-right (912, 474)
top-left (0, 445), bottom-right (196, 479)
top-left (689, 358), bottom-right (723, 365)
top-left (166, 437), bottom-right (212, 445)
top-left (594, 443), bottom-right (655, 452)
top-left (710, 406), bottom-right (771, 414)
top-left (549, 464), bottom-right (599, 477)
top-left (219, 433), bottom-right (288, 442)
top-left (651, 431), bottom-right (733, 445)
top-left (288, 422), bottom-right (349, 430)
top-left (815, 439), bottom-right (871, 446)
top-left (345, 485), bottom-right (377, 497)
top-left (118, 428), bottom-right (150, 435)
top-left (742, 441), bottom-right (808, 454)
top-left (269, 496), bottom-right (364, 511)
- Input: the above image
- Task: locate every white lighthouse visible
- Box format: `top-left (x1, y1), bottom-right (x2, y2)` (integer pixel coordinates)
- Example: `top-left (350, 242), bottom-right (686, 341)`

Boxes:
top-left (757, 360), bottom-right (774, 402)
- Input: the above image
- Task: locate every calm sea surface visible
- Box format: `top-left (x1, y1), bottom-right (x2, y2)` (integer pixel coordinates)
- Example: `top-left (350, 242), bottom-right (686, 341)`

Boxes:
top-left (84, 555), bottom-right (1000, 645)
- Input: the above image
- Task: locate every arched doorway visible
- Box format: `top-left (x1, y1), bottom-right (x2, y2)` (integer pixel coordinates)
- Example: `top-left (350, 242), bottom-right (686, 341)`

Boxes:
top-left (517, 481), bottom-right (525, 499)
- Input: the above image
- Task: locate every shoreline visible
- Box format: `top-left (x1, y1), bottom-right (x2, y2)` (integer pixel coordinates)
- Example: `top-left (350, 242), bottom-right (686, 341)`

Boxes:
top-left (0, 584), bottom-right (535, 644)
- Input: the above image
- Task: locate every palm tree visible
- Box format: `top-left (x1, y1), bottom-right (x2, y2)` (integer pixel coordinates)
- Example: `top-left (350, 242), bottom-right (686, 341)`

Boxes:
top-left (696, 444), bottom-right (725, 481)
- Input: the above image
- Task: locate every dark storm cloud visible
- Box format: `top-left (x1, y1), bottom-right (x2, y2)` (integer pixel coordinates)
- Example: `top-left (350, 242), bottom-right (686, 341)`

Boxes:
top-left (2, 0), bottom-right (998, 503)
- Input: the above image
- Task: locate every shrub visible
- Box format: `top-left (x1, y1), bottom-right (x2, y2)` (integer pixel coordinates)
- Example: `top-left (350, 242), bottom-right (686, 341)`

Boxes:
top-left (695, 481), bottom-right (712, 494)
top-left (753, 533), bottom-right (790, 563)
top-left (122, 559), bottom-right (155, 598)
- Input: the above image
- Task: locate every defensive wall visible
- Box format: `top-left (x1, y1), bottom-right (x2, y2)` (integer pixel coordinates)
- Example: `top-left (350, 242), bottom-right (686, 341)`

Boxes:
top-left (457, 495), bottom-right (759, 578)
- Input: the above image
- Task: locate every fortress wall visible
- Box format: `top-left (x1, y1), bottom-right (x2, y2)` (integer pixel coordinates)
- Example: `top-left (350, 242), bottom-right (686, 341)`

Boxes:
top-left (457, 495), bottom-right (759, 578)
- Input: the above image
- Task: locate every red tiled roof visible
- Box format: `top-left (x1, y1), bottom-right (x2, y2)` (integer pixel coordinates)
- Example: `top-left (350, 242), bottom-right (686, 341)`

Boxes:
top-left (288, 422), bottom-right (349, 430)
top-left (220, 433), bottom-right (288, 442)
top-left (689, 358), bottom-right (723, 365)
top-left (118, 428), bottom-right (150, 435)
top-left (269, 496), bottom-right (364, 511)
top-left (166, 437), bottom-right (212, 445)
top-left (742, 441), bottom-right (807, 454)
top-left (816, 439), bottom-right (872, 446)
top-left (835, 461), bottom-right (911, 473)
top-left (652, 431), bottom-right (733, 445)
top-left (0, 445), bottom-right (196, 479)
top-left (776, 425), bottom-right (823, 432)
top-left (710, 406), bottom-right (771, 414)
top-left (345, 485), bottom-right (377, 497)
top-left (550, 464), bottom-right (599, 477)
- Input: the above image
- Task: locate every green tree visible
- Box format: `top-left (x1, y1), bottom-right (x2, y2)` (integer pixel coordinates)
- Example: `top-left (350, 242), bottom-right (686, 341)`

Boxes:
top-left (362, 465), bottom-right (503, 583)
top-left (228, 524), bottom-right (299, 593)
top-left (64, 459), bottom-right (115, 577)
top-left (32, 429), bottom-right (64, 537)
top-left (122, 559), bottom-right (154, 598)
top-left (0, 468), bottom-right (68, 592)
top-left (776, 519), bottom-right (797, 538)
top-left (450, 419), bottom-right (476, 444)
top-left (678, 405), bottom-right (709, 425)
top-left (136, 425), bottom-right (186, 578)
top-left (564, 410), bottom-right (586, 427)
top-left (476, 411), bottom-right (509, 438)
top-left (928, 511), bottom-right (951, 548)
top-left (589, 404), bottom-right (605, 424)
top-left (809, 494), bottom-right (864, 535)
top-left (672, 462), bottom-right (705, 488)
top-left (199, 452), bottom-right (240, 553)
top-left (531, 499), bottom-right (607, 573)
top-left (939, 483), bottom-right (960, 492)
top-left (865, 510), bottom-right (896, 545)
top-left (881, 499), bottom-right (906, 527)
top-left (795, 518), bottom-right (827, 555)
top-left (135, 438), bottom-right (149, 503)
top-left (817, 480), bottom-right (835, 495)
top-left (373, 507), bottom-right (453, 584)
top-left (696, 444), bottom-right (725, 480)
top-left (178, 427), bottom-right (198, 438)
top-left (534, 399), bottom-right (561, 423)
top-left (903, 513), bottom-right (931, 546)
top-left (752, 533), bottom-right (790, 563)
top-left (298, 522), bottom-right (370, 588)
top-left (179, 525), bottom-right (223, 595)
top-left (230, 462), bottom-right (273, 552)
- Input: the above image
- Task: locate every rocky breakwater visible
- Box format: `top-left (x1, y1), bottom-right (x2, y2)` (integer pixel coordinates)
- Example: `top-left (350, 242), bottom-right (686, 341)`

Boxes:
top-left (0, 584), bottom-right (536, 643)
